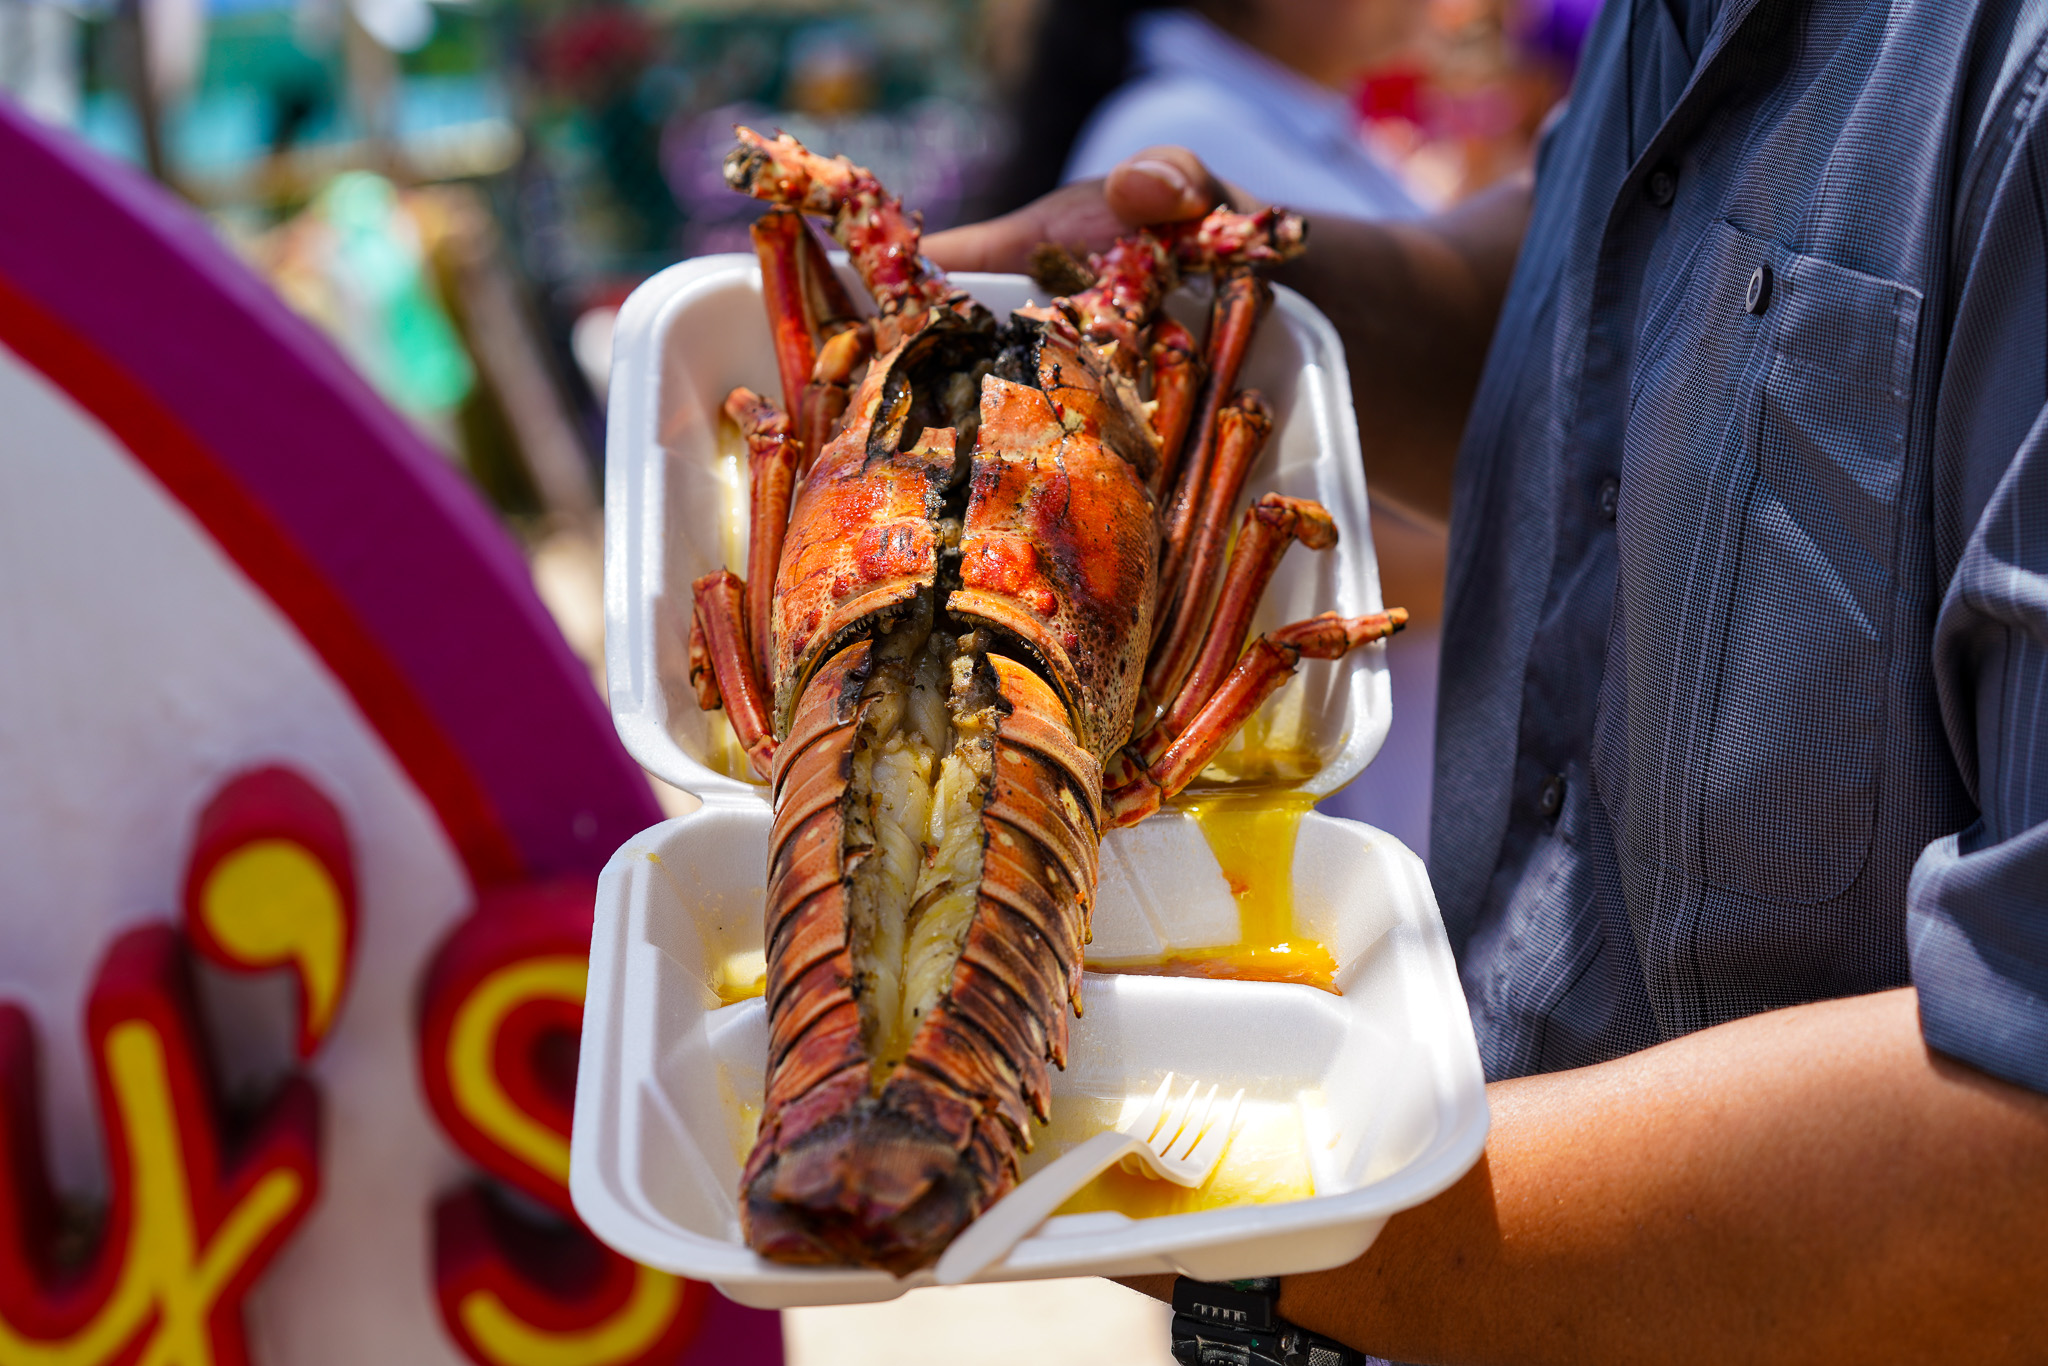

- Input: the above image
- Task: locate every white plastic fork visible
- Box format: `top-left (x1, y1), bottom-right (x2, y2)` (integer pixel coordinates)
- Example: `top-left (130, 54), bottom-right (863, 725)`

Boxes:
top-left (933, 1074), bottom-right (1245, 1285)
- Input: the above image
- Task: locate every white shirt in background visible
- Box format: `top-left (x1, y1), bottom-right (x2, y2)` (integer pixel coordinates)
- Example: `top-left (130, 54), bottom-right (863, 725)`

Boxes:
top-left (1062, 9), bottom-right (1422, 221)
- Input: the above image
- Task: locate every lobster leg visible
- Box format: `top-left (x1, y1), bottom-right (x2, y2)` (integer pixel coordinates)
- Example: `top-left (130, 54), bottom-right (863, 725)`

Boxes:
top-left (800, 322), bottom-right (874, 473)
top-left (1147, 317), bottom-right (1202, 497)
top-left (795, 222), bottom-right (871, 465)
top-left (751, 210), bottom-right (820, 423)
top-left (1144, 391), bottom-right (1274, 704)
top-left (1106, 608), bottom-right (1409, 828)
top-left (1129, 493), bottom-right (1337, 769)
top-left (1156, 270), bottom-right (1272, 613)
top-left (798, 215), bottom-right (863, 337)
top-left (724, 127), bottom-right (971, 351)
top-left (755, 209), bottom-right (870, 464)
top-left (726, 389), bottom-right (802, 680)
top-left (687, 611), bottom-right (721, 712)
top-left (690, 570), bottom-right (777, 780)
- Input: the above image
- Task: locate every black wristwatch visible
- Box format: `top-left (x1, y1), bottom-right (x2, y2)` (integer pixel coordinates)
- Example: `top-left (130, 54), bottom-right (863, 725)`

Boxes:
top-left (1169, 1277), bottom-right (1372, 1366)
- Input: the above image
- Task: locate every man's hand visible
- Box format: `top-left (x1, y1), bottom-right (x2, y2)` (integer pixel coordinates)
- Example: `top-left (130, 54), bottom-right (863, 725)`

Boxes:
top-left (929, 149), bottom-right (1532, 523)
top-left (926, 147), bottom-right (1235, 274)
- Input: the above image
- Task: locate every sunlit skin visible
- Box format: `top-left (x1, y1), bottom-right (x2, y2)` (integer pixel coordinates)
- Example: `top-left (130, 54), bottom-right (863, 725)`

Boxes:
top-left (926, 152), bottom-right (2048, 1362)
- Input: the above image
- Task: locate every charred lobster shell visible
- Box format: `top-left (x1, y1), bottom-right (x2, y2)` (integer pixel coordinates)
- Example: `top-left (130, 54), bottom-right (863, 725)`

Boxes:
top-left (685, 129), bottom-right (1403, 1272)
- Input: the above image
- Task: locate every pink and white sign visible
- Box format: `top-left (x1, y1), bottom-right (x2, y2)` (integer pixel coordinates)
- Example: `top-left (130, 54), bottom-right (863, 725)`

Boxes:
top-left (0, 98), bottom-right (780, 1366)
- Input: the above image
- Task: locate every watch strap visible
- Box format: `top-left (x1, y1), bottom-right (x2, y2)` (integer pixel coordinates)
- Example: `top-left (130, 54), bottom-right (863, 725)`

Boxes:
top-left (1169, 1277), bottom-right (1370, 1366)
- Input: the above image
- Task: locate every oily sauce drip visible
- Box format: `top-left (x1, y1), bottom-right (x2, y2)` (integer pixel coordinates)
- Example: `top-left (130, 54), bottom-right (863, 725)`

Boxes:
top-left (1049, 780), bottom-right (1335, 1220)
top-left (1193, 694), bottom-right (1324, 787)
top-left (1096, 784), bottom-right (1338, 993)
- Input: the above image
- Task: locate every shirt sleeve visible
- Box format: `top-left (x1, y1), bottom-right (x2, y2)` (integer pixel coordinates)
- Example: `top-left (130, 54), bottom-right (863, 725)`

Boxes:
top-left (1907, 39), bottom-right (2048, 1093)
top-left (1063, 79), bottom-right (1277, 186)
top-left (1911, 405), bottom-right (2048, 1093)
top-left (1064, 73), bottom-right (1424, 220)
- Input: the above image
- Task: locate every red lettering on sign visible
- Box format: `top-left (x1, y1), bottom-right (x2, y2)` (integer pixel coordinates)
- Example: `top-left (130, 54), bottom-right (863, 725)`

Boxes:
top-left (0, 925), bottom-right (320, 1366)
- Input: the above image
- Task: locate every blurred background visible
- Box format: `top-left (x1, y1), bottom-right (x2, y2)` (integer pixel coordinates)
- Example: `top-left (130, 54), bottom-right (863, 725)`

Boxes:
top-left (0, 0), bottom-right (1591, 549)
top-left (0, 0), bottom-right (1589, 1356)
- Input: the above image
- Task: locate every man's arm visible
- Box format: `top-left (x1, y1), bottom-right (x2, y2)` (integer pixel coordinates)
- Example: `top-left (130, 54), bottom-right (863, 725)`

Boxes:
top-left (1264, 180), bottom-right (1529, 525)
top-left (925, 150), bottom-right (1530, 524)
top-left (1129, 988), bottom-right (2048, 1364)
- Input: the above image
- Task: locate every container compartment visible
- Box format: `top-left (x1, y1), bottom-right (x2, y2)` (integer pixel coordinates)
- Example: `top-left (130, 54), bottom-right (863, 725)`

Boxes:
top-left (571, 805), bottom-right (1485, 1308)
top-left (601, 257), bottom-right (1392, 806)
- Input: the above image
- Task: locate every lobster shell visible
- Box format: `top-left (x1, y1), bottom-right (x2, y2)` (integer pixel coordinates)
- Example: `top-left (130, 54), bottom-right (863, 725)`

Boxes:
top-left (746, 639), bottom-right (1099, 1272)
top-left (766, 324), bottom-right (970, 735)
top-left (699, 129), bottom-right (1370, 1275)
top-left (954, 331), bottom-right (1160, 762)
top-left (770, 314), bottom-right (1162, 760)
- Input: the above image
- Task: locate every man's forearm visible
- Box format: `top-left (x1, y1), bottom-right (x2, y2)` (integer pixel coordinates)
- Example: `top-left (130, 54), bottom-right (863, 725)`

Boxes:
top-left (1266, 173), bottom-right (1530, 525)
top-left (1253, 988), bottom-right (2048, 1364)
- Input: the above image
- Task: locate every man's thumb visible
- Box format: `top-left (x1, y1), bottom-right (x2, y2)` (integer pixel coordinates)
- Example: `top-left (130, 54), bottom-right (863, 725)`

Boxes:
top-left (1104, 147), bottom-right (1223, 226)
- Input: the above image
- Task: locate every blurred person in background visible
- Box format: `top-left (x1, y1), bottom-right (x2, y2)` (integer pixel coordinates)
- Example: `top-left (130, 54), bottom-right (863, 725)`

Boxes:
top-left (1000, 0), bottom-right (1443, 856)
top-left (1067, 0), bottom-right (1423, 218)
top-left (996, 0), bottom-right (1425, 217)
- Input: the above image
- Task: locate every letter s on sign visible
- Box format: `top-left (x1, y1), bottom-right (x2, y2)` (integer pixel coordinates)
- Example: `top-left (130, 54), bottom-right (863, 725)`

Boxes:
top-left (418, 879), bottom-right (707, 1366)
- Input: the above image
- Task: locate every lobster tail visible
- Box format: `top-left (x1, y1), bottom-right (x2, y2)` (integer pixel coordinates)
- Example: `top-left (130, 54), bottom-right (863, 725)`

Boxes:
top-left (745, 609), bottom-right (1099, 1273)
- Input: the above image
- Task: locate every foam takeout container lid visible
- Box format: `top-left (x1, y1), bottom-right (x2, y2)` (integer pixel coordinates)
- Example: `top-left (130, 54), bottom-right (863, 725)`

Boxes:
top-left (601, 254), bottom-right (1390, 801)
top-left (575, 255), bottom-right (1488, 1307)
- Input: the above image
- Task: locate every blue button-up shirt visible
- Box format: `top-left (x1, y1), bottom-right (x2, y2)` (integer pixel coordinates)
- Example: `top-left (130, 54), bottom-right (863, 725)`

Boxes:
top-left (1434, 0), bottom-right (2048, 1095)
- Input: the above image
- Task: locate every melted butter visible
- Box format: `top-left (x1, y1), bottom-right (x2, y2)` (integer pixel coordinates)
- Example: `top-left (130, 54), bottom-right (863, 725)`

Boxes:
top-left (712, 948), bottom-right (768, 1004)
top-left (1094, 785), bottom-right (1338, 993)
top-left (1030, 1093), bottom-right (1315, 1218)
top-left (1195, 698), bottom-right (1323, 786)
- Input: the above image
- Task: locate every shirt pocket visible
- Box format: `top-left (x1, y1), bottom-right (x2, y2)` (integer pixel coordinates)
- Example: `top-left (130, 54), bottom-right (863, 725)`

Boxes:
top-left (1697, 250), bottom-right (1920, 902)
top-left (1593, 222), bottom-right (1920, 908)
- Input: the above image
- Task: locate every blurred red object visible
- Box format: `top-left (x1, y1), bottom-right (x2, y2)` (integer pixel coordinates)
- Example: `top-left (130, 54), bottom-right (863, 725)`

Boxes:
top-left (1358, 66), bottom-right (1425, 125)
top-left (534, 6), bottom-right (657, 99)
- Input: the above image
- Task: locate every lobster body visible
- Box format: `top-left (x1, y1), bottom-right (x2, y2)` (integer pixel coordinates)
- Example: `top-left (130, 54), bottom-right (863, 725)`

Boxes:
top-left (689, 129), bottom-right (1404, 1272)
top-left (748, 310), bottom-right (1147, 1270)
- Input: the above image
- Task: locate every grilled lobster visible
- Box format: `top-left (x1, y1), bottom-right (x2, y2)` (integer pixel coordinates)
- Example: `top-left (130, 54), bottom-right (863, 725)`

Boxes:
top-left (687, 129), bottom-right (1406, 1273)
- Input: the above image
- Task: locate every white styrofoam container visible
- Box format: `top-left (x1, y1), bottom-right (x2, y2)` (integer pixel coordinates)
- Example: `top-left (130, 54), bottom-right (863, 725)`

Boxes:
top-left (601, 254), bottom-right (1391, 802)
top-left (572, 805), bottom-right (1486, 1309)
top-left (577, 253), bottom-right (1488, 1309)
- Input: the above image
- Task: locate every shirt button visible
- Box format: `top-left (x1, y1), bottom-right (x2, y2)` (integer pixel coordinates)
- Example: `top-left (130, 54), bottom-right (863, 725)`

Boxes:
top-left (1538, 774), bottom-right (1567, 818)
top-left (1645, 163), bottom-right (1678, 207)
top-left (1745, 263), bottom-right (1774, 314)
top-left (1597, 476), bottom-right (1619, 522)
